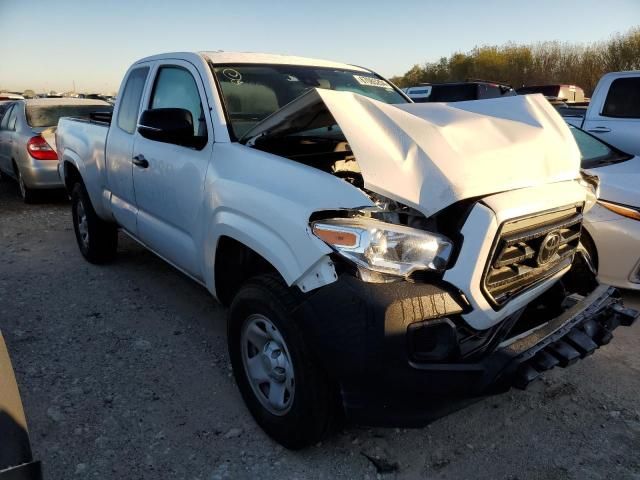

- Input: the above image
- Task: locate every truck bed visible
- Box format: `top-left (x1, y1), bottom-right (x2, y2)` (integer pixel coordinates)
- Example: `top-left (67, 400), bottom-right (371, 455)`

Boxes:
top-left (56, 116), bottom-right (111, 218)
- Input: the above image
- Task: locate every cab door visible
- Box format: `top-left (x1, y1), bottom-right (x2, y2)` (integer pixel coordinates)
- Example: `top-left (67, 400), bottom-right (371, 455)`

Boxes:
top-left (583, 76), bottom-right (640, 156)
top-left (131, 60), bottom-right (212, 279)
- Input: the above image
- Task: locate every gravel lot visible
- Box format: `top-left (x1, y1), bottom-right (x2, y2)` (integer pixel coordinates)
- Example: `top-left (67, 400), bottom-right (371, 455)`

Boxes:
top-left (1, 179), bottom-right (639, 480)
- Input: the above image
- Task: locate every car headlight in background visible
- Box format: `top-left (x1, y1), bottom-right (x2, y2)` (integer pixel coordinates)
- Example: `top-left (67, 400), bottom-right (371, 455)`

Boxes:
top-left (311, 217), bottom-right (453, 282)
top-left (598, 200), bottom-right (640, 221)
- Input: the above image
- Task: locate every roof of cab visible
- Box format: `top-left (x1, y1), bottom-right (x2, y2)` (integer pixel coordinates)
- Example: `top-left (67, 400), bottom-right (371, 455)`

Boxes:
top-left (133, 51), bottom-right (369, 73)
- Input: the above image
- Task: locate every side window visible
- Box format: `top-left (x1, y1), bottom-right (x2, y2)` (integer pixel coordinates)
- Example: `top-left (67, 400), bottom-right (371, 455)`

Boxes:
top-left (117, 67), bottom-right (149, 134)
top-left (7, 106), bottom-right (18, 130)
top-left (0, 105), bottom-right (13, 130)
top-left (484, 85), bottom-right (502, 99)
top-left (602, 77), bottom-right (640, 118)
top-left (150, 66), bottom-right (207, 140)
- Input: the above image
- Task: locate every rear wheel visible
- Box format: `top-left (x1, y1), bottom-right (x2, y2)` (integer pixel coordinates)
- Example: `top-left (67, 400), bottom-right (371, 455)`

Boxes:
top-left (71, 182), bottom-right (118, 263)
top-left (228, 274), bottom-right (339, 449)
top-left (14, 165), bottom-right (35, 204)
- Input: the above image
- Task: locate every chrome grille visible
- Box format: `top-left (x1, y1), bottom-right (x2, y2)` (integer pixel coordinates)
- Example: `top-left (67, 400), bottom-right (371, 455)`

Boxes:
top-left (483, 205), bottom-right (583, 307)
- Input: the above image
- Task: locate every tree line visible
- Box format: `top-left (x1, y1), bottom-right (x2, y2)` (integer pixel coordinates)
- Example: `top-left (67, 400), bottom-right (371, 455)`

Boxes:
top-left (390, 27), bottom-right (640, 95)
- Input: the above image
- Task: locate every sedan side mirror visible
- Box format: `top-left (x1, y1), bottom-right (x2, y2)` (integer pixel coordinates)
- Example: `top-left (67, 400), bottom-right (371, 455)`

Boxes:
top-left (138, 108), bottom-right (196, 147)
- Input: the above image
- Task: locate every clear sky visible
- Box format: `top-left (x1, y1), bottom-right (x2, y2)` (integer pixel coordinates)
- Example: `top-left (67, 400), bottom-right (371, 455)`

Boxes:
top-left (1, 0), bottom-right (638, 94)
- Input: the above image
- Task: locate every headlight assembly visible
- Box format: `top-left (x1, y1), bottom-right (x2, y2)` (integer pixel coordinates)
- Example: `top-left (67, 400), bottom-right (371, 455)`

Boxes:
top-left (311, 217), bottom-right (453, 281)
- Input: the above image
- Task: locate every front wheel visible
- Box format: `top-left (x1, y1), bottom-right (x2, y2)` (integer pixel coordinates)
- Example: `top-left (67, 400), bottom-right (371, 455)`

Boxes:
top-left (228, 274), bottom-right (339, 449)
top-left (71, 182), bottom-right (118, 264)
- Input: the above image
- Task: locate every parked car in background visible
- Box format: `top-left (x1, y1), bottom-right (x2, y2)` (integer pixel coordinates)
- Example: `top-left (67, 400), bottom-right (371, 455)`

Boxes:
top-left (569, 125), bottom-right (640, 290)
top-left (562, 71), bottom-right (640, 156)
top-left (56, 51), bottom-right (637, 449)
top-left (0, 93), bottom-right (25, 101)
top-left (406, 80), bottom-right (516, 103)
top-left (0, 101), bottom-right (14, 118)
top-left (0, 98), bottom-right (112, 202)
top-left (404, 85), bottom-right (432, 102)
top-left (517, 84), bottom-right (586, 104)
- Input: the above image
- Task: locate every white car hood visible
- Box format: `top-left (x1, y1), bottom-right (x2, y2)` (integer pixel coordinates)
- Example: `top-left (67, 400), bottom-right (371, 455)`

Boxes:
top-left (245, 89), bottom-right (582, 217)
top-left (586, 155), bottom-right (640, 207)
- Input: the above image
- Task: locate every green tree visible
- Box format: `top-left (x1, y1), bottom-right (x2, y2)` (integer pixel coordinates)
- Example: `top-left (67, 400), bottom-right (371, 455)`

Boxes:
top-left (391, 26), bottom-right (640, 96)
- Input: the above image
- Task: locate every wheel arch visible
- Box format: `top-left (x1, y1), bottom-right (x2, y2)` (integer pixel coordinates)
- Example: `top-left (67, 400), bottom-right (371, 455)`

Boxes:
top-left (580, 222), bottom-right (599, 270)
top-left (62, 160), bottom-right (83, 192)
top-left (213, 236), bottom-right (284, 306)
top-left (204, 211), bottom-right (335, 306)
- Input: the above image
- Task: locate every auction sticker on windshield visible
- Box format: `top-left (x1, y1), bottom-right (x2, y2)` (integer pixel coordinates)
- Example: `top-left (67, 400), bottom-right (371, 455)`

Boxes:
top-left (353, 75), bottom-right (392, 89)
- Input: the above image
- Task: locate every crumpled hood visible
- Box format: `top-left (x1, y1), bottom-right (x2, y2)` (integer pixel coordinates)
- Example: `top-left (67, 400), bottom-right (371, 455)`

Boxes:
top-left (244, 89), bottom-right (582, 217)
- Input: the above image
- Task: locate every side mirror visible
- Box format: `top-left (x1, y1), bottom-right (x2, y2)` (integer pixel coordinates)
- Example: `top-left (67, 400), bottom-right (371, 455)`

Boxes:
top-left (138, 108), bottom-right (196, 147)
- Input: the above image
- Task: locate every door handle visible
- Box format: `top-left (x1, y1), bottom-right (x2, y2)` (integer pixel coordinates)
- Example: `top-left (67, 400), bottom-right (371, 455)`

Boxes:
top-left (587, 126), bottom-right (611, 133)
top-left (132, 154), bottom-right (149, 168)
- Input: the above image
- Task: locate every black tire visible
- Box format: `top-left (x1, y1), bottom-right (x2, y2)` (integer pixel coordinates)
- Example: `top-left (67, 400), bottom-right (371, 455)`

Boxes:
top-left (15, 165), bottom-right (35, 204)
top-left (564, 230), bottom-right (598, 295)
top-left (228, 274), bottom-right (339, 449)
top-left (71, 182), bottom-right (118, 264)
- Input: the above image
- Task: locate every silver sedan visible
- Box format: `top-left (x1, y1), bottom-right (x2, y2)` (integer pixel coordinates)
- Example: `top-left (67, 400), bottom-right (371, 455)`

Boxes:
top-left (0, 98), bottom-right (111, 202)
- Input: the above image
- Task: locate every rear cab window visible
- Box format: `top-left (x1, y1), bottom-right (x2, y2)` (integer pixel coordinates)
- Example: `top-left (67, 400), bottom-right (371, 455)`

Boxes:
top-left (602, 77), bottom-right (640, 118)
top-left (117, 67), bottom-right (150, 134)
top-left (26, 102), bottom-right (112, 127)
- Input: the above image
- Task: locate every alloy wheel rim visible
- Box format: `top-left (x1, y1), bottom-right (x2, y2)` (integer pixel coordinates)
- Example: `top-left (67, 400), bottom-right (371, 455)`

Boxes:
top-left (18, 171), bottom-right (26, 199)
top-left (76, 199), bottom-right (89, 247)
top-left (240, 314), bottom-right (295, 416)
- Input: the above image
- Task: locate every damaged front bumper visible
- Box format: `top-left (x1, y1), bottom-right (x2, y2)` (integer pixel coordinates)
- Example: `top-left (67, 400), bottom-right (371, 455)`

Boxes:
top-left (296, 276), bottom-right (638, 426)
top-left (485, 284), bottom-right (637, 390)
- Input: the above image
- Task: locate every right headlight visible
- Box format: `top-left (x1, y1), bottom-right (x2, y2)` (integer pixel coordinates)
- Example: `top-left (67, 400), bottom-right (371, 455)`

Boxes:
top-left (311, 217), bottom-right (453, 281)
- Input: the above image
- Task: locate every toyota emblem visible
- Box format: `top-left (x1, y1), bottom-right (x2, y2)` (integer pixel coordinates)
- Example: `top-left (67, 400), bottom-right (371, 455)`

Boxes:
top-left (537, 231), bottom-right (562, 265)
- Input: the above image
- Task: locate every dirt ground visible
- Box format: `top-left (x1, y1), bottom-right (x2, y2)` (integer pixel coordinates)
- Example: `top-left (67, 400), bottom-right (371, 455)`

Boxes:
top-left (1, 180), bottom-right (639, 480)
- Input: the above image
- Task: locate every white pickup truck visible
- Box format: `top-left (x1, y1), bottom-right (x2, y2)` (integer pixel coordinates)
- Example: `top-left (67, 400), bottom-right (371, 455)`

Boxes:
top-left (563, 71), bottom-right (640, 156)
top-left (56, 51), bottom-right (637, 449)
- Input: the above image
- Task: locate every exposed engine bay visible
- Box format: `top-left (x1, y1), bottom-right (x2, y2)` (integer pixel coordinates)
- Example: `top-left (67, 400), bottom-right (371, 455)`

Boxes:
top-left (250, 128), bottom-right (432, 230)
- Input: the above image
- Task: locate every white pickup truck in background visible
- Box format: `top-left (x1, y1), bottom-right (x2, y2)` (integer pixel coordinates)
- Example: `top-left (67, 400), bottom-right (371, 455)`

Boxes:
top-left (563, 71), bottom-right (640, 156)
top-left (55, 51), bottom-right (637, 449)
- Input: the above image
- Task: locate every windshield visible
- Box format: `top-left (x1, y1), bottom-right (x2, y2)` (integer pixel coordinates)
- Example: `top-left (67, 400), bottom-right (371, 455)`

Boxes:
top-left (569, 125), bottom-right (632, 168)
top-left (26, 103), bottom-right (112, 127)
top-left (211, 64), bottom-right (407, 139)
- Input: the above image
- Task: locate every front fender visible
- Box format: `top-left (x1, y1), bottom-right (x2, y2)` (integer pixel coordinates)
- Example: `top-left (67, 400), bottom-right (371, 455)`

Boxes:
top-left (201, 143), bottom-right (376, 298)
top-left (203, 208), bottom-right (334, 298)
